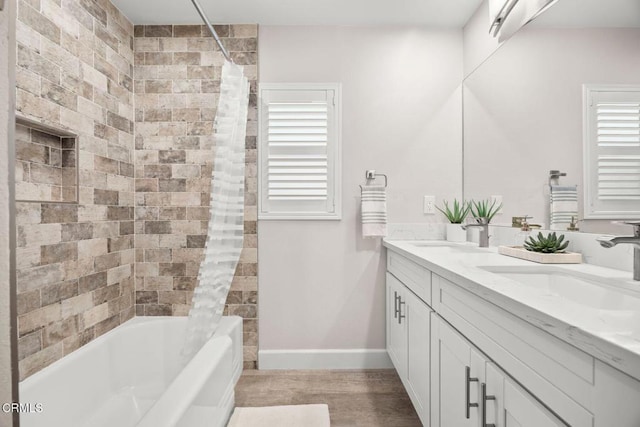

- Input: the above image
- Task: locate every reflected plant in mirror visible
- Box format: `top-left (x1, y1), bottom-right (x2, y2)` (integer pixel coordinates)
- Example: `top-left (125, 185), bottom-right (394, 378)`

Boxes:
top-left (470, 198), bottom-right (502, 224)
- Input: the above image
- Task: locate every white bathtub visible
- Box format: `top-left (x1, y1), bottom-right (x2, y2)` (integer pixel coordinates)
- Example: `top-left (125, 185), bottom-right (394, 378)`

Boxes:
top-left (19, 316), bottom-right (243, 427)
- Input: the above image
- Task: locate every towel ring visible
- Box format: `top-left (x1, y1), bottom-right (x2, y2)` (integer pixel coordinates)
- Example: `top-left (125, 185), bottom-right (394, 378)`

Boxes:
top-left (360, 170), bottom-right (388, 189)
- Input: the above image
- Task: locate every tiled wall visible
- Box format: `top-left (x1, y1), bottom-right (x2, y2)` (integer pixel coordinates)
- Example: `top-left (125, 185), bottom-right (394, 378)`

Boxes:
top-left (14, 4), bottom-right (258, 378)
top-left (1, 0), bottom-right (15, 418)
top-left (14, 0), bottom-right (135, 379)
top-left (133, 25), bottom-right (258, 369)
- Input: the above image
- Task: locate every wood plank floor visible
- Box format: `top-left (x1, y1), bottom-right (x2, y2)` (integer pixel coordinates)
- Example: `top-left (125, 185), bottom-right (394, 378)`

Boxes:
top-left (234, 369), bottom-right (422, 426)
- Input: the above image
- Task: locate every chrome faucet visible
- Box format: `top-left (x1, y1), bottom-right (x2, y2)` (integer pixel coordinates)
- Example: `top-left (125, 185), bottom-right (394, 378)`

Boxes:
top-left (461, 217), bottom-right (490, 248)
top-left (596, 221), bottom-right (640, 281)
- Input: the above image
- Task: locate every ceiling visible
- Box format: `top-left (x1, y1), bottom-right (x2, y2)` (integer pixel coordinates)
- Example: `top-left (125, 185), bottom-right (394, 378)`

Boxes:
top-left (110, 0), bottom-right (483, 27)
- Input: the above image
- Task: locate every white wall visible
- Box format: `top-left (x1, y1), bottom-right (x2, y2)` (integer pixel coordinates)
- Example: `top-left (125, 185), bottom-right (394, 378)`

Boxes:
top-left (463, 0), bottom-right (502, 77)
top-left (258, 26), bottom-right (462, 365)
top-left (0, 0), bottom-right (16, 424)
top-left (464, 27), bottom-right (640, 234)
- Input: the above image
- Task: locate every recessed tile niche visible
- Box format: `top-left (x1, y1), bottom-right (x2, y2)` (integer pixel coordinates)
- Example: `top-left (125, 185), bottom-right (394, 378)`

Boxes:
top-left (15, 117), bottom-right (78, 203)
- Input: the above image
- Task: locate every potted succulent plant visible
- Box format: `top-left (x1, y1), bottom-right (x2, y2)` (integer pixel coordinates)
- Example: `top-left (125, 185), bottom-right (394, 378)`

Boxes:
top-left (498, 231), bottom-right (582, 263)
top-left (436, 199), bottom-right (470, 242)
top-left (523, 232), bottom-right (569, 253)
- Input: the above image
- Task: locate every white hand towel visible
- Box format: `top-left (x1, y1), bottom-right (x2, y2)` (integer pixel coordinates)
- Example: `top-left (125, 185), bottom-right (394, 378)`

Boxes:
top-left (550, 185), bottom-right (578, 231)
top-left (361, 185), bottom-right (387, 238)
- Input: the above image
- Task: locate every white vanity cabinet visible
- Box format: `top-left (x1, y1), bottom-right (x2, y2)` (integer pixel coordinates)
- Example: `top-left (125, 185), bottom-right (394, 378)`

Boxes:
top-left (430, 313), bottom-right (479, 427)
top-left (385, 246), bottom-right (640, 427)
top-left (386, 252), bottom-right (433, 425)
top-left (496, 368), bottom-right (566, 427)
top-left (404, 287), bottom-right (431, 421)
top-left (431, 315), bottom-right (564, 427)
top-left (386, 273), bottom-right (408, 379)
top-left (432, 273), bottom-right (594, 427)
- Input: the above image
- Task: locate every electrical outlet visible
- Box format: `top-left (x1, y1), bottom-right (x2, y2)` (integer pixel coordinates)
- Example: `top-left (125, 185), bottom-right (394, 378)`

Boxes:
top-left (423, 196), bottom-right (436, 215)
top-left (491, 195), bottom-right (503, 214)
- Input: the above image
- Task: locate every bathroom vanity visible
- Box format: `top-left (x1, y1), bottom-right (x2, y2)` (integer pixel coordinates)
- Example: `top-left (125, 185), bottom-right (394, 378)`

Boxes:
top-left (384, 240), bottom-right (640, 427)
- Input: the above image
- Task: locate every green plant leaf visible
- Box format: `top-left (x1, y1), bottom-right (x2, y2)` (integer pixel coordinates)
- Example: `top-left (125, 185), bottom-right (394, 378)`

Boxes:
top-left (436, 198), bottom-right (470, 224)
top-left (470, 198), bottom-right (502, 223)
top-left (523, 232), bottom-right (570, 253)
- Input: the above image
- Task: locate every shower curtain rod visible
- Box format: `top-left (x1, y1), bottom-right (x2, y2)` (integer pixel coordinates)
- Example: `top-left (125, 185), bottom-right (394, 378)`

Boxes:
top-left (190, 0), bottom-right (233, 63)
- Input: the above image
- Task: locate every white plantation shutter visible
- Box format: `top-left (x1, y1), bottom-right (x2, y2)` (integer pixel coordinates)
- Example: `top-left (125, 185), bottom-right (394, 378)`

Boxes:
top-left (584, 85), bottom-right (640, 218)
top-left (259, 84), bottom-right (342, 219)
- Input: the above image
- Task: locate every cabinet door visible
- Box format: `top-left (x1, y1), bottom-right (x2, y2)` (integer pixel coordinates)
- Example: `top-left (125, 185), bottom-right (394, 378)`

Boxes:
top-left (386, 273), bottom-right (407, 378)
top-left (404, 289), bottom-right (432, 424)
top-left (431, 316), bottom-right (479, 427)
top-left (485, 362), bottom-right (565, 427)
top-left (503, 377), bottom-right (565, 427)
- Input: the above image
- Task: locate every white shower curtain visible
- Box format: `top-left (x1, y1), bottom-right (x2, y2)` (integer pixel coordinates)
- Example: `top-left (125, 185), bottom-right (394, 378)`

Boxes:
top-left (182, 61), bottom-right (250, 361)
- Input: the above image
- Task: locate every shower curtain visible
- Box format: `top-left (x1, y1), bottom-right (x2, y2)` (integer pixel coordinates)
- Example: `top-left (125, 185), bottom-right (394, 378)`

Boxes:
top-left (182, 61), bottom-right (250, 361)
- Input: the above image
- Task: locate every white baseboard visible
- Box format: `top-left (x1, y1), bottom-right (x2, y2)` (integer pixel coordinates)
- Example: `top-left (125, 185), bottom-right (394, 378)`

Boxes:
top-left (258, 349), bottom-right (393, 370)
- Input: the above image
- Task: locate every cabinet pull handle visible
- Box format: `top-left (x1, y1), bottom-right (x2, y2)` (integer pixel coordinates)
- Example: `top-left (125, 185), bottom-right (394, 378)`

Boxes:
top-left (481, 383), bottom-right (496, 427)
top-left (398, 298), bottom-right (406, 324)
top-left (465, 366), bottom-right (479, 418)
top-left (394, 291), bottom-right (399, 319)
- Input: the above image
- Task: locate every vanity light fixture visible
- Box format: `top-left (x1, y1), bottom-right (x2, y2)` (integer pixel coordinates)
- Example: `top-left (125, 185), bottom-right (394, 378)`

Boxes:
top-left (489, 0), bottom-right (519, 36)
top-left (490, 0), bottom-right (560, 42)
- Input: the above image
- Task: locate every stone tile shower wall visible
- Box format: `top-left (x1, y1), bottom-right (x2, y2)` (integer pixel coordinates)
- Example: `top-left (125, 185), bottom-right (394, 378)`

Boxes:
top-left (14, 0), bottom-right (135, 379)
top-left (133, 25), bottom-right (258, 369)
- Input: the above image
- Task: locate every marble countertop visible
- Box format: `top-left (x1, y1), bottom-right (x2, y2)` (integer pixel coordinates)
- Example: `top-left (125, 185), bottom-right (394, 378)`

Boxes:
top-left (383, 239), bottom-right (640, 381)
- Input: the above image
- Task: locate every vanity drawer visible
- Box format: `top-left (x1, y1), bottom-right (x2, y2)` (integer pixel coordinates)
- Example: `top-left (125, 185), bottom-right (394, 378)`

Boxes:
top-left (434, 274), bottom-right (595, 427)
top-left (387, 250), bottom-right (432, 305)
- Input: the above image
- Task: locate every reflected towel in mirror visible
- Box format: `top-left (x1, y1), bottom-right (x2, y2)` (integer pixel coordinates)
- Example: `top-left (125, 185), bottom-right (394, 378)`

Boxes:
top-left (550, 185), bottom-right (578, 231)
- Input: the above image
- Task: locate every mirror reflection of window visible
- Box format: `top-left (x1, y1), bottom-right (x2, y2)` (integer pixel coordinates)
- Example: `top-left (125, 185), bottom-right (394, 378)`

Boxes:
top-left (583, 85), bottom-right (640, 219)
top-left (463, 0), bottom-right (640, 233)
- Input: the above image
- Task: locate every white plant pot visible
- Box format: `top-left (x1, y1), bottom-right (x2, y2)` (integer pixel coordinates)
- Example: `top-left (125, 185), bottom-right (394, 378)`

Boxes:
top-left (446, 223), bottom-right (467, 242)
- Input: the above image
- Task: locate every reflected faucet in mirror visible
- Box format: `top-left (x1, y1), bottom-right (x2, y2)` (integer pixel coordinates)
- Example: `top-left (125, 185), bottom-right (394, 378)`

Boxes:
top-left (597, 221), bottom-right (640, 281)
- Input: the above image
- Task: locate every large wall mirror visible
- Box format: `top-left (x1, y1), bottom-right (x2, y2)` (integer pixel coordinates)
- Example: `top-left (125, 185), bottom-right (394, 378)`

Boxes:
top-left (463, 0), bottom-right (640, 233)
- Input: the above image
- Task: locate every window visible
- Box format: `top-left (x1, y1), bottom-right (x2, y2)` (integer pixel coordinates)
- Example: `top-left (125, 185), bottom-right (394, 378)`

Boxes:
top-left (258, 83), bottom-right (342, 220)
top-left (583, 85), bottom-right (640, 219)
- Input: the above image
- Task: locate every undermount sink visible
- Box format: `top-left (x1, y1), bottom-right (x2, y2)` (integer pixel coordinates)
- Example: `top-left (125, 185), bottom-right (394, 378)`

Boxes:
top-left (480, 266), bottom-right (640, 312)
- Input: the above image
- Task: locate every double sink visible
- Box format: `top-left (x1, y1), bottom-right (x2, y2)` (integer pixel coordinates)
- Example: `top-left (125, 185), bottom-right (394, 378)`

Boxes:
top-left (406, 241), bottom-right (640, 328)
top-left (386, 238), bottom-right (640, 380)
